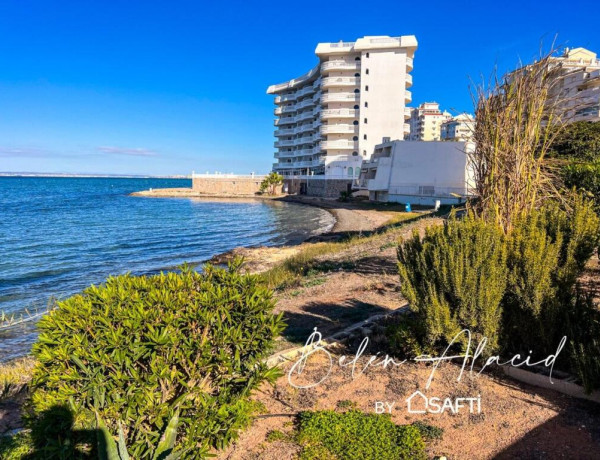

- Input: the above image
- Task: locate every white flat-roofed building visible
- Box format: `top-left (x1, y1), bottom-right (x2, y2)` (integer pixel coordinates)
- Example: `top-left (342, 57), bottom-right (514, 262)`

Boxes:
top-left (441, 113), bottom-right (475, 141)
top-left (358, 139), bottom-right (474, 205)
top-left (267, 35), bottom-right (417, 178)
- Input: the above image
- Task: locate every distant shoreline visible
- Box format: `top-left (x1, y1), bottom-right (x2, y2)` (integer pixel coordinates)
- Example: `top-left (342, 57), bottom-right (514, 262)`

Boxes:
top-left (0, 174), bottom-right (191, 179)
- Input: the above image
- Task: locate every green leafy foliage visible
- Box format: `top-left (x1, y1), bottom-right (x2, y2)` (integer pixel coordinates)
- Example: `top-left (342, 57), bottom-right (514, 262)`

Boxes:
top-left (397, 214), bottom-right (508, 352)
top-left (296, 410), bottom-right (426, 460)
top-left (259, 172), bottom-right (284, 195)
top-left (547, 121), bottom-right (600, 162)
top-left (29, 260), bottom-right (285, 458)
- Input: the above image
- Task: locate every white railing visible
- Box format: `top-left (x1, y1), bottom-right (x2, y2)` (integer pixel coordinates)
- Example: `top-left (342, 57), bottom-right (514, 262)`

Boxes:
top-left (321, 60), bottom-right (361, 72)
top-left (192, 172), bottom-right (266, 179)
top-left (321, 140), bottom-right (357, 150)
top-left (406, 57), bottom-right (413, 70)
top-left (405, 90), bottom-right (412, 103)
top-left (321, 93), bottom-right (360, 104)
top-left (322, 76), bottom-right (360, 87)
top-left (274, 94), bottom-right (296, 104)
top-left (322, 108), bottom-right (359, 118)
top-left (267, 65), bottom-right (320, 93)
top-left (406, 73), bottom-right (413, 87)
top-left (387, 184), bottom-right (469, 197)
top-left (320, 124), bottom-right (358, 135)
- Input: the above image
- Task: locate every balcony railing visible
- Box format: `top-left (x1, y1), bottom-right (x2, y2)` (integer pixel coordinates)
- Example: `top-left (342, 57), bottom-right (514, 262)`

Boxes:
top-left (406, 57), bottom-right (413, 71)
top-left (274, 158), bottom-right (325, 169)
top-left (322, 76), bottom-right (360, 88)
top-left (321, 108), bottom-right (359, 119)
top-left (405, 90), bottom-right (412, 103)
top-left (406, 73), bottom-right (413, 88)
top-left (404, 107), bottom-right (412, 119)
top-left (320, 140), bottom-right (358, 150)
top-left (321, 60), bottom-right (361, 72)
top-left (274, 94), bottom-right (296, 104)
top-left (320, 124), bottom-right (358, 135)
top-left (321, 93), bottom-right (360, 104)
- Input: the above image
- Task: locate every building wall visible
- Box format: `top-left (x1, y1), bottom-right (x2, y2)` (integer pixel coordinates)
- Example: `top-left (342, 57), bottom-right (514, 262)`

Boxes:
top-left (358, 49), bottom-right (409, 158)
top-left (362, 141), bottom-right (473, 205)
top-left (284, 177), bottom-right (354, 198)
top-left (192, 175), bottom-right (268, 195)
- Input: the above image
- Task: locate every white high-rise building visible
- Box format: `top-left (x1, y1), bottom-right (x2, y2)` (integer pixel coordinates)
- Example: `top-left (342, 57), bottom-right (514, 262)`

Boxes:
top-left (405, 102), bottom-right (451, 141)
top-left (267, 35), bottom-right (417, 178)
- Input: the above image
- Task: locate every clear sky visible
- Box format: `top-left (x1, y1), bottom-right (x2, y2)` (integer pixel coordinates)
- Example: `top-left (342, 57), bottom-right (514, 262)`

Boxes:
top-left (0, 0), bottom-right (598, 176)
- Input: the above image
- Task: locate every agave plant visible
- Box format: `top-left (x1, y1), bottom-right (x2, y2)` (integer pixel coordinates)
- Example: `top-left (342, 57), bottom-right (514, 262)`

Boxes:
top-left (96, 410), bottom-right (182, 460)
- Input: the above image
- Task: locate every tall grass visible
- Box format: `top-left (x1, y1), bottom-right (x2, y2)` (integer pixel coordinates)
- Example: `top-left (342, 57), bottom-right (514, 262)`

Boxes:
top-left (469, 49), bottom-right (567, 233)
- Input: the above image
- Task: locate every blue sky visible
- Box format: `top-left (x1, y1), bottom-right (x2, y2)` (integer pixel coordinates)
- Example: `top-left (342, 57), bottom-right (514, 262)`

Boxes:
top-left (0, 0), bottom-right (598, 176)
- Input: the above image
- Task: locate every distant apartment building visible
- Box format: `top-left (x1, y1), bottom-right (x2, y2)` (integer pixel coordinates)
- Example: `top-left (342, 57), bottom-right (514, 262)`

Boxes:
top-left (406, 102), bottom-right (451, 141)
top-left (546, 47), bottom-right (600, 122)
top-left (441, 113), bottom-right (475, 141)
top-left (267, 35), bottom-right (417, 179)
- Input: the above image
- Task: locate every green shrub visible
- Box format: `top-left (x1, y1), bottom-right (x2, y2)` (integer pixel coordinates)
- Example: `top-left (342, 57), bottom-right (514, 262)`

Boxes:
top-left (410, 420), bottom-right (444, 441)
top-left (0, 431), bottom-right (34, 459)
top-left (501, 210), bottom-right (563, 354)
top-left (547, 121), bottom-right (600, 162)
top-left (296, 410), bottom-right (426, 460)
top-left (384, 314), bottom-right (425, 357)
top-left (397, 215), bottom-right (508, 352)
top-left (30, 260), bottom-right (285, 459)
top-left (565, 291), bottom-right (600, 393)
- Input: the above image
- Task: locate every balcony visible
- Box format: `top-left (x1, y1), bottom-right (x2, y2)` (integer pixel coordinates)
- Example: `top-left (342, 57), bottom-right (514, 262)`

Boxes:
top-left (320, 124), bottom-right (358, 135)
top-left (296, 85), bottom-right (316, 98)
top-left (320, 139), bottom-right (357, 150)
top-left (274, 94), bottom-right (296, 104)
top-left (274, 158), bottom-right (325, 170)
top-left (406, 57), bottom-right (413, 71)
top-left (296, 98), bottom-right (315, 110)
top-left (274, 139), bottom-right (295, 148)
top-left (276, 117), bottom-right (296, 126)
top-left (404, 107), bottom-right (412, 120)
top-left (406, 73), bottom-right (413, 88)
top-left (405, 90), bottom-right (412, 103)
top-left (321, 60), bottom-right (361, 73)
top-left (404, 123), bottom-right (411, 135)
top-left (275, 128), bottom-right (295, 137)
top-left (321, 93), bottom-right (360, 104)
top-left (322, 108), bottom-right (359, 119)
top-left (322, 76), bottom-right (360, 89)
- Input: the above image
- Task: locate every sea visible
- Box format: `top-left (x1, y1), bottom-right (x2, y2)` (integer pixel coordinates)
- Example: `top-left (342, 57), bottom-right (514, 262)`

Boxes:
top-left (0, 177), bottom-right (335, 361)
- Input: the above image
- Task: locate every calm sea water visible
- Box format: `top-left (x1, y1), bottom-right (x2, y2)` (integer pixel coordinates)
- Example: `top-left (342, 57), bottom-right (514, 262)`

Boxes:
top-left (0, 177), bottom-right (334, 361)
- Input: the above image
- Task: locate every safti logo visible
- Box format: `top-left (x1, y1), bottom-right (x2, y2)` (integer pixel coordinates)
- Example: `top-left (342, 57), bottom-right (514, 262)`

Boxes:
top-left (406, 390), bottom-right (481, 415)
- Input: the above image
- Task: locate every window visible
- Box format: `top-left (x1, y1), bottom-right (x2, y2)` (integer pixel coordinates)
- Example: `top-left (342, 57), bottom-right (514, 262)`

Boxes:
top-left (354, 88), bottom-right (360, 93)
top-left (354, 105), bottom-right (359, 109)
top-left (353, 120), bottom-right (359, 125)
top-left (366, 52), bottom-right (369, 58)
top-left (354, 72), bottom-right (360, 77)
top-left (352, 151), bottom-right (358, 156)
top-left (353, 136), bottom-right (358, 141)
top-left (365, 85), bottom-right (369, 91)
top-left (364, 118), bottom-right (368, 124)
top-left (355, 56), bottom-right (361, 61)
top-left (355, 168), bottom-right (360, 176)
top-left (363, 150), bottom-right (367, 156)
top-left (366, 68), bottom-right (369, 74)
top-left (364, 101), bottom-right (368, 108)
top-left (363, 134), bottom-right (367, 140)
top-left (348, 167), bottom-right (353, 177)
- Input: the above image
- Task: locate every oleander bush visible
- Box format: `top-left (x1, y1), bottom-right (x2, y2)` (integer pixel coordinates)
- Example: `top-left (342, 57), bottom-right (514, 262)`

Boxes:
top-left (29, 260), bottom-right (285, 459)
top-left (296, 410), bottom-right (426, 460)
top-left (397, 214), bottom-right (508, 352)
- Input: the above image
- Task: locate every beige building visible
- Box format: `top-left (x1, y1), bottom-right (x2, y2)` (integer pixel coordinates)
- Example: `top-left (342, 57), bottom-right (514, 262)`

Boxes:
top-left (546, 47), bottom-right (600, 123)
top-left (267, 35), bottom-right (417, 178)
top-left (406, 102), bottom-right (451, 141)
top-left (441, 113), bottom-right (475, 141)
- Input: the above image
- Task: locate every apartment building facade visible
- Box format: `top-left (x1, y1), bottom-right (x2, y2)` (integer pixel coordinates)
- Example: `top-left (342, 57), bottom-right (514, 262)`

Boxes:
top-left (267, 35), bottom-right (417, 178)
top-left (547, 47), bottom-right (600, 122)
top-left (441, 113), bottom-right (475, 141)
top-left (406, 102), bottom-right (451, 141)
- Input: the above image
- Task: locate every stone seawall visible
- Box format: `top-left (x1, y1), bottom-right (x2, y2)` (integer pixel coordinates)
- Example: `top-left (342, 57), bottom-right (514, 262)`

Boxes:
top-left (192, 175), bottom-right (267, 196)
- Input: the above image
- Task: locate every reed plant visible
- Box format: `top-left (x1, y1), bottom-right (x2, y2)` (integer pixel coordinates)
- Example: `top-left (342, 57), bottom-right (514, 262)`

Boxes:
top-left (468, 49), bottom-right (567, 233)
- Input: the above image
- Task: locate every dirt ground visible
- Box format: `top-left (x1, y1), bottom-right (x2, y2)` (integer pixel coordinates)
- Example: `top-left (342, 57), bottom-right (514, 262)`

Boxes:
top-left (212, 199), bottom-right (600, 459)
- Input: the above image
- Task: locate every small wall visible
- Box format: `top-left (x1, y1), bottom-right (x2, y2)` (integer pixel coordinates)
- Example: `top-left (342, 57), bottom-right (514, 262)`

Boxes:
top-left (192, 176), bottom-right (267, 196)
top-left (284, 178), bottom-right (353, 198)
